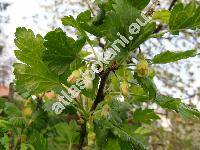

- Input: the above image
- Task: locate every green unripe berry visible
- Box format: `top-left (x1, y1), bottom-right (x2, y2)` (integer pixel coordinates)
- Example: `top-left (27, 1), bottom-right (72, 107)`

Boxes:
top-left (120, 81), bottom-right (129, 97)
top-left (136, 60), bottom-right (149, 77)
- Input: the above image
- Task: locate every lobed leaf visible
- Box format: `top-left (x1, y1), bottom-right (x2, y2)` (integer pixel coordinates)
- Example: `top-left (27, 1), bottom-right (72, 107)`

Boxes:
top-left (43, 28), bottom-right (86, 75)
top-left (54, 120), bottom-right (79, 145)
top-left (14, 27), bottom-right (60, 94)
top-left (169, 1), bottom-right (200, 34)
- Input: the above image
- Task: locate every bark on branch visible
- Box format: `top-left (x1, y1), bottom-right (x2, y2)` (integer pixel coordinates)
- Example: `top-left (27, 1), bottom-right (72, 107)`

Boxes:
top-left (90, 61), bottom-right (119, 112)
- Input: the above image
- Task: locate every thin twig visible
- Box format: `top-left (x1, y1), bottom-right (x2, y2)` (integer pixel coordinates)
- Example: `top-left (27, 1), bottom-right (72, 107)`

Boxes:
top-left (84, 0), bottom-right (95, 16)
top-left (169, 0), bottom-right (178, 11)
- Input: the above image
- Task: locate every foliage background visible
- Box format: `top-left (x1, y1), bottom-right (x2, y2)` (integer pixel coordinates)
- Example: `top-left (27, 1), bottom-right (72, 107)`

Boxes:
top-left (0, 0), bottom-right (200, 149)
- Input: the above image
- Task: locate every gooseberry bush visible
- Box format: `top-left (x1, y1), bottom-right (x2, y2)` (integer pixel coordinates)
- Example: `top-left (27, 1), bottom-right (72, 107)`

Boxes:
top-left (1, 0), bottom-right (200, 149)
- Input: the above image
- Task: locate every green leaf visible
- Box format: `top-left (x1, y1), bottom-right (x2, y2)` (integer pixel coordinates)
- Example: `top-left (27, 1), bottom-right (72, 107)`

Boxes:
top-left (169, 1), bottom-right (200, 33)
top-left (0, 98), bottom-right (6, 110)
top-left (0, 120), bottom-right (9, 134)
top-left (110, 100), bottom-right (131, 122)
top-left (9, 117), bottom-right (26, 127)
top-left (30, 109), bottom-right (48, 130)
top-left (129, 0), bottom-right (150, 10)
top-left (62, 10), bottom-right (104, 37)
top-left (61, 15), bottom-right (78, 28)
top-left (155, 95), bottom-right (181, 111)
top-left (62, 0), bottom-right (155, 56)
top-left (54, 120), bottom-right (79, 145)
top-left (121, 123), bottom-right (149, 147)
top-left (93, 8), bottom-right (106, 26)
top-left (95, 0), bottom-right (150, 10)
top-left (29, 131), bottom-right (48, 150)
top-left (62, 15), bottom-right (83, 34)
top-left (129, 22), bottom-right (156, 50)
top-left (94, 0), bottom-right (114, 10)
top-left (75, 36), bottom-right (87, 52)
top-left (152, 10), bottom-right (170, 24)
top-left (133, 109), bottom-right (160, 124)
top-left (43, 28), bottom-right (86, 75)
top-left (14, 84), bottom-right (31, 99)
top-left (4, 102), bottom-right (21, 117)
top-left (20, 144), bottom-right (35, 150)
top-left (77, 10), bottom-right (105, 37)
top-left (155, 95), bottom-right (200, 119)
top-left (102, 0), bottom-right (141, 41)
top-left (63, 0), bottom-right (152, 41)
top-left (14, 63), bottom-right (60, 95)
top-left (134, 126), bottom-right (152, 135)
top-left (0, 134), bottom-right (10, 150)
top-left (14, 28), bottom-right (44, 66)
top-left (101, 0), bottom-right (156, 63)
top-left (104, 138), bottom-right (121, 150)
top-left (134, 74), bottom-right (157, 100)
top-left (178, 103), bottom-right (200, 119)
top-left (130, 84), bottom-right (149, 102)
top-left (14, 27), bottom-right (60, 95)
top-left (152, 50), bottom-right (197, 64)
top-left (112, 125), bottom-right (146, 150)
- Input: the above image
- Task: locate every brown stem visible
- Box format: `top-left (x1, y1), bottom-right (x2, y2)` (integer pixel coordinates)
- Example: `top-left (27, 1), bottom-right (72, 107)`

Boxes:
top-left (35, 93), bottom-right (45, 110)
top-left (168, 0), bottom-right (178, 11)
top-left (8, 131), bottom-right (14, 150)
top-left (90, 70), bottom-right (110, 111)
top-left (8, 82), bottom-right (14, 101)
top-left (78, 62), bottom-right (119, 149)
top-left (78, 121), bottom-right (86, 150)
top-left (90, 61), bottom-right (119, 112)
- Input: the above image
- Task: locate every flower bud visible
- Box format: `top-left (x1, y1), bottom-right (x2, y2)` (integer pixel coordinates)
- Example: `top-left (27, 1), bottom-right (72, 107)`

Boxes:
top-left (87, 122), bottom-right (93, 131)
top-left (23, 100), bottom-right (31, 107)
top-left (68, 88), bottom-right (80, 100)
top-left (83, 76), bottom-right (93, 90)
top-left (136, 60), bottom-right (149, 77)
top-left (104, 95), bottom-right (112, 104)
top-left (87, 132), bottom-right (96, 147)
top-left (21, 135), bottom-right (27, 143)
top-left (67, 70), bottom-right (81, 84)
top-left (77, 118), bottom-right (85, 125)
top-left (22, 107), bottom-right (32, 117)
top-left (149, 68), bottom-right (155, 78)
top-left (137, 53), bottom-right (145, 60)
top-left (120, 81), bottom-right (129, 97)
top-left (101, 104), bottom-right (110, 118)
